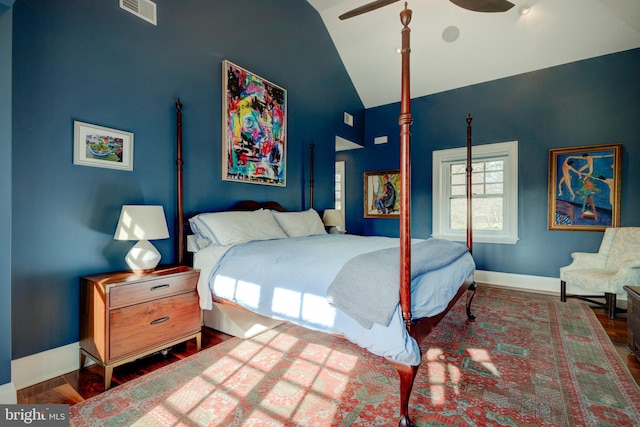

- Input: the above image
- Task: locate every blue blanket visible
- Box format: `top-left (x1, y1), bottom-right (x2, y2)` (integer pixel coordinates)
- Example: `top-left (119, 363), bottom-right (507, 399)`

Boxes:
top-left (326, 238), bottom-right (469, 328)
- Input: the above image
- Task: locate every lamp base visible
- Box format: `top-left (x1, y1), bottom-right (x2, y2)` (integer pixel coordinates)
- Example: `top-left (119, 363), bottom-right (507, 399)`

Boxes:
top-left (125, 240), bottom-right (162, 273)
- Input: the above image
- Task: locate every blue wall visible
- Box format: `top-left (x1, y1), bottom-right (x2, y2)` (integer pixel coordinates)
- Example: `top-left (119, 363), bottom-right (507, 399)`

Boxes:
top-left (10, 0), bottom-right (363, 359)
top-left (0, 0), bottom-right (14, 15)
top-left (339, 48), bottom-right (640, 279)
top-left (1, 5), bottom-right (13, 387)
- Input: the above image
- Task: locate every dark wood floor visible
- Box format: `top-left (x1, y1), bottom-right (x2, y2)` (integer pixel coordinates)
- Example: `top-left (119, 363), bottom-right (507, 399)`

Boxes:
top-left (17, 306), bottom-right (640, 405)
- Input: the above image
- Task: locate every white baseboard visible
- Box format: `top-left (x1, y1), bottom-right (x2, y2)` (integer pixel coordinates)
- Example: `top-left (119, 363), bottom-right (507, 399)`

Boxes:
top-left (8, 270), bottom-right (626, 393)
top-left (11, 342), bottom-right (80, 390)
top-left (474, 270), bottom-right (559, 294)
top-left (474, 269), bottom-right (627, 301)
top-left (0, 381), bottom-right (17, 404)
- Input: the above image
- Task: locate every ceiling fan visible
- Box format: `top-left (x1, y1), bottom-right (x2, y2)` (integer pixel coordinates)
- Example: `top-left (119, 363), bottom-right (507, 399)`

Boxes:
top-left (339, 0), bottom-right (514, 20)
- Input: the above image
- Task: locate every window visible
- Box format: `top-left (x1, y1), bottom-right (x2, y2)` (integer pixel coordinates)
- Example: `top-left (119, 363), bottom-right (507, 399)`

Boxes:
top-left (334, 161), bottom-right (346, 232)
top-left (432, 141), bottom-right (518, 244)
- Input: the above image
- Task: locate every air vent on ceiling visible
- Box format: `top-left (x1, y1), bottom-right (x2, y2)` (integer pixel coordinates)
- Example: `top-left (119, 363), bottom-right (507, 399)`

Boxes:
top-left (120, 0), bottom-right (157, 26)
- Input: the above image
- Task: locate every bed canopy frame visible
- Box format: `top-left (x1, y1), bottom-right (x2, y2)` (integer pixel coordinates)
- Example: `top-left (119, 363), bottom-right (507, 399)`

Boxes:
top-left (174, 4), bottom-right (476, 426)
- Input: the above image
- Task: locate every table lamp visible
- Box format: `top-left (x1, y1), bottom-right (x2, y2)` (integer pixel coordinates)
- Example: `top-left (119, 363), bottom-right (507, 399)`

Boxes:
top-left (322, 209), bottom-right (345, 234)
top-left (114, 205), bottom-right (170, 273)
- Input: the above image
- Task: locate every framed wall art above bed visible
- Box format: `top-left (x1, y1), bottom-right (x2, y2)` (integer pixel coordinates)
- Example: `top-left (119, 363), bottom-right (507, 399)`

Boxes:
top-left (548, 143), bottom-right (622, 231)
top-left (222, 60), bottom-right (287, 187)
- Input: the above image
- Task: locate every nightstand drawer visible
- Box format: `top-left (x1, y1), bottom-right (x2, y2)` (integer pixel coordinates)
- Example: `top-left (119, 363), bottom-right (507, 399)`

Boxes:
top-left (109, 272), bottom-right (198, 308)
top-left (109, 292), bottom-right (201, 361)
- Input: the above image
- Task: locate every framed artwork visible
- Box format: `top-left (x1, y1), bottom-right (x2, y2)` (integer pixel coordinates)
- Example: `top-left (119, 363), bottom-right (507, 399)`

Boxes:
top-left (364, 170), bottom-right (401, 218)
top-left (548, 143), bottom-right (622, 231)
top-left (222, 60), bottom-right (287, 186)
top-left (73, 121), bottom-right (134, 171)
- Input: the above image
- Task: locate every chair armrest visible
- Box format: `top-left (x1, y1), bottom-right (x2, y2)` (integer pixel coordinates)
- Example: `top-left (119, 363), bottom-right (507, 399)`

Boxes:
top-left (564, 252), bottom-right (607, 270)
top-left (611, 262), bottom-right (640, 286)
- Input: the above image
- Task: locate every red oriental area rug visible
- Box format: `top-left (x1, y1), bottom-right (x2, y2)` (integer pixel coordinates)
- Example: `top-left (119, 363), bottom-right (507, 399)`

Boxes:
top-left (69, 287), bottom-right (640, 426)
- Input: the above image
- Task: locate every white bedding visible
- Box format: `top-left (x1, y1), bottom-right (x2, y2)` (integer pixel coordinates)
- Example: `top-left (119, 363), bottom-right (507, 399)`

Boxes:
top-left (193, 234), bottom-right (475, 366)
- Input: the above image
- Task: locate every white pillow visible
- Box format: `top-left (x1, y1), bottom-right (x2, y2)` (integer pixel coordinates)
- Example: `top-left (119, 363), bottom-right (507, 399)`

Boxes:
top-left (186, 234), bottom-right (200, 253)
top-left (271, 209), bottom-right (327, 238)
top-left (186, 234), bottom-right (213, 252)
top-left (189, 209), bottom-right (287, 247)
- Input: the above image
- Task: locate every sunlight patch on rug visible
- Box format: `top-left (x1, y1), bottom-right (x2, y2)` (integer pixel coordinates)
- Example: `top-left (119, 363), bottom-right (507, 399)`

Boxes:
top-left (163, 329), bottom-right (358, 425)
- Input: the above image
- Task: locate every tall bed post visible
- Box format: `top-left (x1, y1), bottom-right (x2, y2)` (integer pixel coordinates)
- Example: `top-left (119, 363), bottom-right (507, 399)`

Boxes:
top-left (394, 4), bottom-right (475, 426)
top-left (396, 5), bottom-right (415, 426)
top-left (466, 114), bottom-right (473, 254)
top-left (176, 99), bottom-right (185, 266)
top-left (465, 115), bottom-right (477, 320)
top-left (309, 143), bottom-right (315, 209)
top-left (398, 3), bottom-right (413, 332)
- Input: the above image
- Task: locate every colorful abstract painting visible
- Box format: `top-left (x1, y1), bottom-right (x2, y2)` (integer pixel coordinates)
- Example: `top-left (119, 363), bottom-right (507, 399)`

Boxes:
top-left (548, 143), bottom-right (622, 231)
top-left (222, 60), bottom-right (286, 186)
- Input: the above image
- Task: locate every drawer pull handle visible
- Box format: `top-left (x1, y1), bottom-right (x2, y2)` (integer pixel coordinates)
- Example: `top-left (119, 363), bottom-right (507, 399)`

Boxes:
top-left (150, 284), bottom-right (170, 291)
top-left (151, 316), bottom-right (170, 325)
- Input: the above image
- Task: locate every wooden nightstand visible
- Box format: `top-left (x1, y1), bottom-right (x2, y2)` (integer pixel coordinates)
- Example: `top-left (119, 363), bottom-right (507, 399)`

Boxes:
top-left (79, 265), bottom-right (202, 389)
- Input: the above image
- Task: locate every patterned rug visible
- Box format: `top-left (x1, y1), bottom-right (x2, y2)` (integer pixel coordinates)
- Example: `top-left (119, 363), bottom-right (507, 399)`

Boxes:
top-left (70, 287), bottom-right (640, 426)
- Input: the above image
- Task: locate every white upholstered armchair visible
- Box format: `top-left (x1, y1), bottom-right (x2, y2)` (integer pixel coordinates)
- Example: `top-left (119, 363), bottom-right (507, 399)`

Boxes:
top-left (560, 227), bottom-right (640, 319)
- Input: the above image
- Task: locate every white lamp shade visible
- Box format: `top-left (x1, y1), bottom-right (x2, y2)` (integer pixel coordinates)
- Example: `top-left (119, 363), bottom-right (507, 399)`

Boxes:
top-left (114, 205), bottom-right (169, 273)
top-left (322, 209), bottom-right (344, 227)
top-left (114, 205), bottom-right (170, 241)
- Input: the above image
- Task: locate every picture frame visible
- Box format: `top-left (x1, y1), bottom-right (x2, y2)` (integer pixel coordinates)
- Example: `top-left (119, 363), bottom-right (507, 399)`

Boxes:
top-left (364, 170), bottom-right (401, 218)
top-left (222, 60), bottom-right (287, 186)
top-left (548, 143), bottom-right (622, 231)
top-left (73, 121), bottom-right (134, 171)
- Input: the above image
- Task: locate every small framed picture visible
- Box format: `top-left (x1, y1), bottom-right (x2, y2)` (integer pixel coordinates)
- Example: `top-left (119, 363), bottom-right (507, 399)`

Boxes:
top-left (364, 169), bottom-right (401, 218)
top-left (73, 121), bottom-right (134, 171)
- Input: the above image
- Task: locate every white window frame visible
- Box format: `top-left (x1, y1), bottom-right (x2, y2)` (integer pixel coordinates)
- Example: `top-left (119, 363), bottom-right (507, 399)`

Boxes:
top-left (432, 141), bottom-right (519, 244)
top-left (334, 161), bottom-right (346, 232)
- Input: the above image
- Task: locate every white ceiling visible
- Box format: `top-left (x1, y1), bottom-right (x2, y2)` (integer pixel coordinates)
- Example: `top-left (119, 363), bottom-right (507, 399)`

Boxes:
top-left (307, 0), bottom-right (640, 108)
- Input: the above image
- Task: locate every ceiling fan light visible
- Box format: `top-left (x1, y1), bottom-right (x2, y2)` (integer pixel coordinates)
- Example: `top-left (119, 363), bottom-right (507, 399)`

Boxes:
top-left (519, 5), bottom-right (531, 15)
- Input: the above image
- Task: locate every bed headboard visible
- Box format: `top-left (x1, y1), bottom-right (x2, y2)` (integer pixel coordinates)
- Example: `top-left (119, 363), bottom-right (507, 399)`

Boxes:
top-left (229, 200), bottom-right (287, 212)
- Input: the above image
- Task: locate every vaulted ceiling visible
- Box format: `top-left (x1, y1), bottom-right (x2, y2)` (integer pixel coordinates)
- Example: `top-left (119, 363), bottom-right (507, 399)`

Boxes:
top-left (307, 0), bottom-right (640, 108)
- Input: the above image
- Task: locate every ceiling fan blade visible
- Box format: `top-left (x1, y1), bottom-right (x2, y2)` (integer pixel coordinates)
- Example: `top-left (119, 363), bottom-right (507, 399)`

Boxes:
top-left (449, 0), bottom-right (515, 13)
top-left (339, 0), bottom-right (400, 20)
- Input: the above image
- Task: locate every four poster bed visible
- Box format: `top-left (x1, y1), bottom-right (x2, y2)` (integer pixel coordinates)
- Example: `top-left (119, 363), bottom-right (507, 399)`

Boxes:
top-left (175, 5), bottom-right (477, 426)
